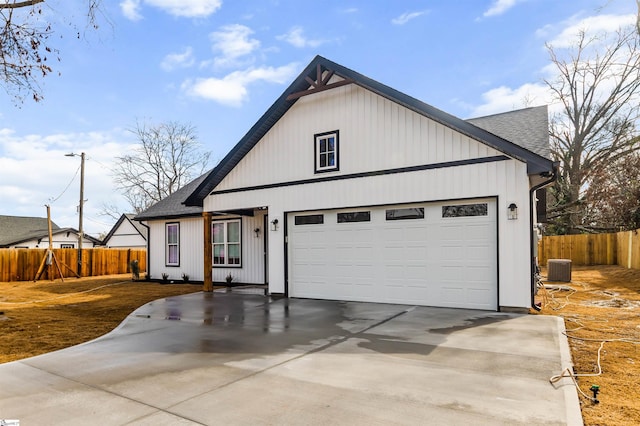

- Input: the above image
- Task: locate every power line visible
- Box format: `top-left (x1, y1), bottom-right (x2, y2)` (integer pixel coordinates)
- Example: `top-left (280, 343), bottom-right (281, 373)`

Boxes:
top-left (50, 163), bottom-right (81, 204)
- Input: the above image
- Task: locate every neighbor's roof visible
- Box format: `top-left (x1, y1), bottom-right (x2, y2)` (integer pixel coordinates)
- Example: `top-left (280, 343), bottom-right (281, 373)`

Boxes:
top-left (467, 106), bottom-right (550, 159)
top-left (103, 213), bottom-right (148, 243)
top-left (0, 215), bottom-right (59, 247)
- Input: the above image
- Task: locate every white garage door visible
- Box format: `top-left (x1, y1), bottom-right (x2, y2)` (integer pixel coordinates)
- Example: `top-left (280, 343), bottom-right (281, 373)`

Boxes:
top-left (287, 199), bottom-right (497, 310)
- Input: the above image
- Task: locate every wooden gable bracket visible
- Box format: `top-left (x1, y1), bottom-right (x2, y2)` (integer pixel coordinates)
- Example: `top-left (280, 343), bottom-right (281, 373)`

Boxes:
top-left (286, 64), bottom-right (355, 101)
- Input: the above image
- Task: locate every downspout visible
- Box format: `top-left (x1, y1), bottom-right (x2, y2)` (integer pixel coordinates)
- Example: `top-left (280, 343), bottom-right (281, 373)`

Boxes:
top-left (139, 221), bottom-right (151, 281)
top-left (529, 165), bottom-right (558, 311)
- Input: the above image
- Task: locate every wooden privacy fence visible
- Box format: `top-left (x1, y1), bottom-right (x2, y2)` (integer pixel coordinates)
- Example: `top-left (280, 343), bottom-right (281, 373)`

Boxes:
top-left (0, 248), bottom-right (146, 282)
top-left (539, 230), bottom-right (640, 269)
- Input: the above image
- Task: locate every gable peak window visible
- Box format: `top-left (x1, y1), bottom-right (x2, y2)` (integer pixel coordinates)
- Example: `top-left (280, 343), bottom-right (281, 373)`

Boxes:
top-left (315, 130), bottom-right (339, 173)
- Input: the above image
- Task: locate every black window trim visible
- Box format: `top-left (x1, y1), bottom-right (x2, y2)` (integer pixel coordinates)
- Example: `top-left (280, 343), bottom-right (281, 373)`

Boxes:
top-left (314, 130), bottom-right (340, 174)
top-left (165, 222), bottom-right (180, 267)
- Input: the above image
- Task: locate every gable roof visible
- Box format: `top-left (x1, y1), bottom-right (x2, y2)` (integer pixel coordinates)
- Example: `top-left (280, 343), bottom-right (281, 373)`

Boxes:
top-left (181, 55), bottom-right (554, 207)
top-left (0, 215), bottom-right (60, 247)
top-left (134, 170), bottom-right (213, 220)
top-left (135, 56), bottom-right (556, 221)
top-left (103, 213), bottom-right (148, 243)
top-left (467, 106), bottom-right (550, 159)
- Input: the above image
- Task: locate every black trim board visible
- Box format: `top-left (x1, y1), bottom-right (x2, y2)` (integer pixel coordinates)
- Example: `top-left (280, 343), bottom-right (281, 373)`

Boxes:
top-left (212, 155), bottom-right (509, 196)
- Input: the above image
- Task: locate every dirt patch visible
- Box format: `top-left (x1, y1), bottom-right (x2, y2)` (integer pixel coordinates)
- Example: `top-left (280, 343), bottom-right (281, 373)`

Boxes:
top-left (536, 265), bottom-right (640, 426)
top-left (0, 275), bottom-right (203, 364)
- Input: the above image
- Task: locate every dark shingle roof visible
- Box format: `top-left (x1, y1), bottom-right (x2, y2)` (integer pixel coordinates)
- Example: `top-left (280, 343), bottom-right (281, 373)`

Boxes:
top-left (134, 170), bottom-right (213, 221)
top-left (0, 215), bottom-right (60, 247)
top-left (467, 106), bottom-right (550, 159)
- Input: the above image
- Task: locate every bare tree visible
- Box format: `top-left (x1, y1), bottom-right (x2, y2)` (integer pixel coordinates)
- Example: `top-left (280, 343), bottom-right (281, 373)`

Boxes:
top-left (545, 25), bottom-right (640, 234)
top-left (583, 153), bottom-right (640, 231)
top-left (112, 121), bottom-right (211, 214)
top-left (0, 0), bottom-right (102, 103)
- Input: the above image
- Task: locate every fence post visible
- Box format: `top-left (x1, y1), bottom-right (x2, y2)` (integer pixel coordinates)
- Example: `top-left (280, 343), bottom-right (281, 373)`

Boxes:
top-left (628, 231), bottom-right (633, 269)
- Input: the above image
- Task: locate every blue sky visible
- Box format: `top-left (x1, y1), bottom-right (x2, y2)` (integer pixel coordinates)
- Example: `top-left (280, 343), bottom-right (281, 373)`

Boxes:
top-left (0, 0), bottom-right (636, 236)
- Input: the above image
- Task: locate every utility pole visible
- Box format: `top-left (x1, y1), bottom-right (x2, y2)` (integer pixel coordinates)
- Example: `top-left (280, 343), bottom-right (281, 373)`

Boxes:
top-left (66, 151), bottom-right (85, 275)
top-left (78, 152), bottom-right (85, 275)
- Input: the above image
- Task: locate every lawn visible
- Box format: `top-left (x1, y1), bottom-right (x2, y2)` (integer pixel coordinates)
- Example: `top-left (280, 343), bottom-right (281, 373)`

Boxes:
top-left (0, 275), bottom-right (202, 364)
top-left (1, 267), bottom-right (638, 425)
top-left (537, 265), bottom-right (640, 426)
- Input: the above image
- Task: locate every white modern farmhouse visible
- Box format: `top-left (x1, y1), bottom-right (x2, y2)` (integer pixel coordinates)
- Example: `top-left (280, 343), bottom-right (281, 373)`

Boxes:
top-left (136, 56), bottom-right (556, 312)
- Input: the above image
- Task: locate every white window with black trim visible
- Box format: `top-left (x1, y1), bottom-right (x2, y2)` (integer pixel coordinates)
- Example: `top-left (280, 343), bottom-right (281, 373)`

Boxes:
top-left (315, 130), bottom-right (339, 173)
top-left (212, 219), bottom-right (242, 266)
top-left (166, 222), bottom-right (180, 266)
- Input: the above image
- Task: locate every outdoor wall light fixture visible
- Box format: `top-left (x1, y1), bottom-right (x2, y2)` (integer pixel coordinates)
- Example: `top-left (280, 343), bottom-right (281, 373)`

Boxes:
top-left (254, 227), bottom-right (261, 238)
top-left (507, 203), bottom-right (518, 220)
top-left (270, 218), bottom-right (279, 231)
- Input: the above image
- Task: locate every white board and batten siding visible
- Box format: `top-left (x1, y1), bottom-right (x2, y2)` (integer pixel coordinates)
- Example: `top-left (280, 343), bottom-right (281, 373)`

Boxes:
top-left (215, 82), bottom-right (506, 191)
top-left (147, 214), bottom-right (266, 284)
top-left (204, 79), bottom-right (534, 310)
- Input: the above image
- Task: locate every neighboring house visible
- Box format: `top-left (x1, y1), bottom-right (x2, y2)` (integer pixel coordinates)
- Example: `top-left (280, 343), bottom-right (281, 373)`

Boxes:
top-left (0, 215), bottom-right (101, 248)
top-left (136, 56), bottom-right (556, 312)
top-left (102, 214), bottom-right (147, 249)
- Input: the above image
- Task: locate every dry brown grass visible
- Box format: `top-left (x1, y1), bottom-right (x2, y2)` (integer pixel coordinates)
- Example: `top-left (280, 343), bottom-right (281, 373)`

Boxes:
top-left (0, 275), bottom-right (202, 364)
top-left (536, 265), bottom-right (640, 426)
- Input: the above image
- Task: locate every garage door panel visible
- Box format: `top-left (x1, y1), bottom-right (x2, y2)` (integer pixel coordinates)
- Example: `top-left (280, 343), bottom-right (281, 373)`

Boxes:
top-left (288, 199), bottom-right (497, 310)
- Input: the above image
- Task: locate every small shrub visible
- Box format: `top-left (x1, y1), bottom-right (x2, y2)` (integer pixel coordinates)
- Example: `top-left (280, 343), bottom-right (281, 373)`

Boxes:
top-left (161, 273), bottom-right (169, 283)
top-left (182, 273), bottom-right (190, 283)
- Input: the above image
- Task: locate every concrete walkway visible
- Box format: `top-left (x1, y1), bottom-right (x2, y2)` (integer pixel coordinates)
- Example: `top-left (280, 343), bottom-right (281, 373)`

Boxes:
top-left (0, 292), bottom-right (582, 425)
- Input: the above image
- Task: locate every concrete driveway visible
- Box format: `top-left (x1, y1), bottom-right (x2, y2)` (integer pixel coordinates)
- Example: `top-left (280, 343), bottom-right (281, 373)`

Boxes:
top-left (0, 291), bottom-right (581, 425)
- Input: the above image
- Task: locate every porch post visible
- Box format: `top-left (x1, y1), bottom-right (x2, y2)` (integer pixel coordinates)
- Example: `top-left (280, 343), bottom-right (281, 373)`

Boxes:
top-left (203, 211), bottom-right (213, 292)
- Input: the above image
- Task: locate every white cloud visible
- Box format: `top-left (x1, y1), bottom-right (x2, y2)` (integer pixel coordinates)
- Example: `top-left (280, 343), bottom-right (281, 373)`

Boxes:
top-left (183, 63), bottom-right (299, 106)
top-left (482, 0), bottom-right (518, 18)
top-left (391, 11), bottom-right (427, 25)
top-left (0, 129), bottom-right (133, 236)
top-left (277, 26), bottom-right (325, 48)
top-left (161, 47), bottom-right (195, 71)
top-left (469, 83), bottom-right (551, 117)
top-left (121, 0), bottom-right (222, 20)
top-left (544, 14), bottom-right (636, 48)
top-left (120, 0), bottom-right (142, 21)
top-left (210, 24), bottom-right (260, 68)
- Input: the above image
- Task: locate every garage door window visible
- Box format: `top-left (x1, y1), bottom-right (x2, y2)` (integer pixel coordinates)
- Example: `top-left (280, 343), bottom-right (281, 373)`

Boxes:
top-left (213, 220), bottom-right (241, 266)
top-left (337, 211), bottom-right (370, 223)
top-left (295, 214), bottom-right (324, 225)
top-left (442, 203), bottom-right (488, 218)
top-left (386, 208), bottom-right (424, 220)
